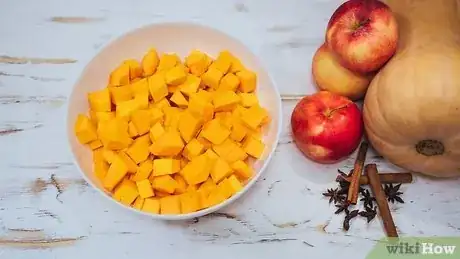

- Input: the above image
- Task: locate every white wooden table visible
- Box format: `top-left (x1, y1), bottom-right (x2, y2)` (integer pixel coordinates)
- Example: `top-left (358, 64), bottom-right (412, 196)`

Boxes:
top-left (1, 0), bottom-right (459, 258)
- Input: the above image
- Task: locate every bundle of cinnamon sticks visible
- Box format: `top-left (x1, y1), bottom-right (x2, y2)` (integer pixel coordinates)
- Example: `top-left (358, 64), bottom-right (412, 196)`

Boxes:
top-left (345, 142), bottom-right (413, 238)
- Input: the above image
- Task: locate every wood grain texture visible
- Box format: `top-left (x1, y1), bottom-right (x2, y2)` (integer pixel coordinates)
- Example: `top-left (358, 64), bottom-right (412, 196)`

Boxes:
top-left (0, 56), bottom-right (77, 65)
top-left (0, 0), bottom-right (459, 258)
top-left (49, 17), bottom-right (104, 23)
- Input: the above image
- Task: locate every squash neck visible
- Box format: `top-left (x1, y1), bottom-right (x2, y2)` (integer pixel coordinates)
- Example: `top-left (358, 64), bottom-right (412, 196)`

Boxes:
top-left (385, 0), bottom-right (460, 44)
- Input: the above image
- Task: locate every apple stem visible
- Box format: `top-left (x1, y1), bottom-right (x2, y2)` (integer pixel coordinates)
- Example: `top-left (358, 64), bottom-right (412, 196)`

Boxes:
top-left (324, 104), bottom-right (349, 118)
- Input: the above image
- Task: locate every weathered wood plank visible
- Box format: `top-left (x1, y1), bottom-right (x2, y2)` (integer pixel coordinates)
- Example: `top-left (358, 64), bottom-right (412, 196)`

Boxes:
top-left (49, 17), bottom-right (105, 24)
top-left (0, 56), bottom-right (77, 65)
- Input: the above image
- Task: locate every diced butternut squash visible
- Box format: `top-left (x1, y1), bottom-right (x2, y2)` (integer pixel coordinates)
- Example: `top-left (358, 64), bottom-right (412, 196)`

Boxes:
top-left (123, 59), bottom-right (143, 80)
top-left (88, 88), bottom-right (111, 112)
top-left (183, 138), bottom-right (205, 160)
top-left (178, 74), bottom-right (201, 97)
top-left (197, 187), bottom-right (214, 210)
top-left (149, 108), bottom-right (164, 125)
top-left (230, 120), bottom-right (248, 142)
top-left (180, 154), bottom-right (213, 185)
top-left (93, 147), bottom-right (105, 162)
top-left (151, 175), bottom-right (178, 194)
top-left (204, 149), bottom-right (219, 161)
top-left (163, 107), bottom-right (183, 131)
top-left (242, 136), bottom-right (265, 159)
top-left (165, 65), bottom-right (187, 85)
top-left (141, 48), bottom-right (159, 77)
top-left (197, 134), bottom-right (213, 150)
top-left (109, 85), bottom-right (132, 105)
top-left (210, 51), bottom-right (233, 74)
top-left (142, 198), bottom-right (160, 213)
top-left (135, 93), bottom-right (149, 110)
top-left (149, 122), bottom-right (165, 142)
top-left (148, 74), bottom-right (168, 103)
top-left (211, 158), bottom-right (233, 183)
top-left (236, 70), bottom-right (256, 93)
top-left (219, 73), bottom-right (240, 91)
top-left (155, 191), bottom-right (170, 198)
top-left (132, 160), bottom-right (153, 181)
top-left (185, 50), bottom-right (212, 76)
top-left (157, 53), bottom-right (180, 71)
top-left (240, 105), bottom-right (268, 130)
top-left (201, 67), bottom-right (224, 89)
top-left (130, 78), bottom-right (149, 98)
top-left (152, 159), bottom-right (181, 176)
top-left (198, 178), bottom-right (217, 192)
top-left (180, 191), bottom-right (201, 213)
top-left (178, 111), bottom-right (203, 143)
top-left (225, 50), bottom-right (245, 73)
top-left (133, 197), bottom-right (145, 210)
top-left (213, 138), bottom-right (248, 163)
top-left (76, 47), bottom-right (271, 215)
top-left (90, 111), bottom-right (115, 124)
top-left (119, 151), bottom-right (138, 173)
top-left (75, 114), bottom-right (98, 144)
top-left (227, 175), bottom-right (243, 193)
top-left (180, 157), bottom-right (188, 169)
top-left (149, 130), bottom-right (184, 157)
top-left (238, 93), bottom-right (258, 107)
top-left (131, 109), bottom-right (151, 135)
top-left (170, 91), bottom-right (188, 108)
top-left (206, 182), bottom-right (232, 207)
top-left (126, 135), bottom-right (151, 164)
top-left (231, 160), bottom-right (253, 179)
top-left (128, 121), bottom-right (139, 138)
top-left (206, 175), bottom-right (242, 207)
top-left (116, 98), bottom-right (142, 119)
top-left (97, 118), bottom-right (133, 150)
top-left (174, 174), bottom-right (187, 194)
top-left (200, 119), bottom-right (230, 145)
top-left (137, 179), bottom-right (155, 198)
top-left (196, 89), bottom-right (213, 103)
top-left (109, 63), bottom-right (130, 86)
top-left (152, 98), bottom-right (170, 110)
top-left (94, 160), bottom-right (109, 182)
top-left (160, 195), bottom-right (181, 214)
top-left (215, 112), bottom-right (233, 129)
top-left (103, 154), bottom-right (129, 191)
top-left (102, 148), bottom-right (117, 164)
top-left (188, 94), bottom-right (214, 123)
top-left (213, 90), bottom-right (240, 112)
top-left (113, 179), bottom-right (139, 206)
top-left (186, 184), bottom-right (198, 192)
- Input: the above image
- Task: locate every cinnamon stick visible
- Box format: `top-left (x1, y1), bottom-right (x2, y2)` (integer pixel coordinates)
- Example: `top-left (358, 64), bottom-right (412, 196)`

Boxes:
top-left (347, 142), bottom-right (368, 204)
top-left (366, 163), bottom-right (399, 238)
top-left (338, 172), bottom-right (413, 185)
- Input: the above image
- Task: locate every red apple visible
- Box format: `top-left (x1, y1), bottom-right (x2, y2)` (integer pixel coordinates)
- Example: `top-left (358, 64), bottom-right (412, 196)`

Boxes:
top-left (325, 0), bottom-right (398, 74)
top-left (291, 91), bottom-right (363, 164)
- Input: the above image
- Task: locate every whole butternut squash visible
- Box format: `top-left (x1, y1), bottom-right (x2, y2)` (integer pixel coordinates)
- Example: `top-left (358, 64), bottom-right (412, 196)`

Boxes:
top-left (363, 0), bottom-right (460, 177)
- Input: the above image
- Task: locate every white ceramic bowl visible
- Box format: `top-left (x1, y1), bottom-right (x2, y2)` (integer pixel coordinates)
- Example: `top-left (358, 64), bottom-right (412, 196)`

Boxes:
top-left (67, 22), bottom-right (282, 220)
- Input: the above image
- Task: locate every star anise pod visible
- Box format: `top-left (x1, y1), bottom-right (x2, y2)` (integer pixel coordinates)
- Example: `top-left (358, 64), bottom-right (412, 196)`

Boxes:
top-left (322, 188), bottom-right (346, 204)
top-left (336, 169), bottom-right (353, 193)
top-left (359, 205), bottom-right (377, 223)
top-left (384, 183), bottom-right (404, 204)
top-left (334, 201), bottom-right (350, 215)
top-left (343, 209), bottom-right (359, 231)
top-left (360, 188), bottom-right (376, 208)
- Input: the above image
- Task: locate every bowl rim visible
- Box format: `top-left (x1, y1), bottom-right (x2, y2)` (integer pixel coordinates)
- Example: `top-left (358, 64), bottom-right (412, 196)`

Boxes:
top-left (66, 21), bottom-right (283, 220)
